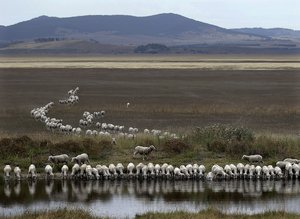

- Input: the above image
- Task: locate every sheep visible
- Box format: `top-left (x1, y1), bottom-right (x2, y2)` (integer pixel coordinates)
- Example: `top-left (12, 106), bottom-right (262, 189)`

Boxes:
top-left (45, 165), bottom-right (54, 179)
top-left (292, 164), bottom-right (300, 179)
top-left (212, 165), bottom-right (227, 179)
top-left (92, 168), bottom-right (100, 180)
top-left (127, 163), bottom-right (135, 176)
top-left (244, 164), bottom-right (250, 178)
top-left (161, 163), bottom-right (168, 176)
top-left (191, 164), bottom-right (199, 177)
top-left (199, 165), bottom-right (206, 178)
top-left (255, 166), bottom-right (262, 179)
top-left (133, 145), bottom-right (156, 160)
top-left (144, 129), bottom-right (150, 134)
top-left (268, 165), bottom-right (275, 177)
top-left (116, 163), bottom-right (124, 176)
top-left (3, 164), bottom-right (12, 180)
top-left (126, 102), bottom-right (130, 108)
top-left (229, 164), bottom-right (237, 178)
top-left (174, 167), bottom-right (184, 178)
top-left (136, 163), bottom-right (145, 176)
top-left (166, 165), bottom-right (174, 178)
top-left (242, 155), bottom-right (263, 163)
top-left (14, 165), bottom-right (21, 181)
top-left (61, 165), bottom-right (69, 179)
top-left (80, 164), bottom-right (87, 178)
top-left (285, 162), bottom-right (293, 178)
top-left (48, 154), bottom-right (69, 164)
top-left (206, 172), bottom-right (215, 181)
top-left (27, 164), bottom-right (37, 179)
top-left (186, 164), bottom-right (193, 176)
top-left (147, 163), bottom-right (155, 177)
top-left (283, 158), bottom-right (300, 164)
top-left (142, 165), bottom-right (148, 179)
top-left (71, 153), bottom-right (90, 164)
top-left (154, 164), bottom-right (161, 176)
top-left (274, 166), bottom-right (283, 178)
top-left (180, 165), bottom-right (189, 178)
top-left (249, 165), bottom-right (256, 179)
top-left (71, 164), bottom-right (80, 178)
top-left (237, 163), bottom-right (244, 177)
top-left (85, 165), bottom-right (93, 179)
top-left (224, 165), bottom-right (234, 178)
top-left (276, 161), bottom-right (290, 169)
top-left (262, 166), bottom-right (270, 179)
top-left (109, 164), bottom-right (118, 177)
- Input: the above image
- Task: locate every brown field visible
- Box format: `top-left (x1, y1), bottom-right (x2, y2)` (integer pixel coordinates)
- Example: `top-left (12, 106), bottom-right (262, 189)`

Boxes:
top-left (0, 58), bottom-right (299, 136)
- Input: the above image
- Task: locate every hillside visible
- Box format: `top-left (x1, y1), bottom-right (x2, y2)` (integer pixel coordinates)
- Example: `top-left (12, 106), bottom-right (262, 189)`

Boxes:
top-left (0, 13), bottom-right (299, 54)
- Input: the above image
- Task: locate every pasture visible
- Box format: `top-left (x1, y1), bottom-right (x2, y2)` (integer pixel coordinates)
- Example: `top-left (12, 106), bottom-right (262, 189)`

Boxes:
top-left (0, 57), bottom-right (299, 136)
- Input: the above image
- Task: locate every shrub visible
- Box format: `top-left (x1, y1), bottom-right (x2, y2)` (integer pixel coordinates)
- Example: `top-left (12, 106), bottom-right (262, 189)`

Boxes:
top-left (162, 139), bottom-right (191, 153)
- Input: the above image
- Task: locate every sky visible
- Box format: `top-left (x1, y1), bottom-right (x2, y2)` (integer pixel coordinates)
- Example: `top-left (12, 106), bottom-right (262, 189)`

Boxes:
top-left (1, 0), bottom-right (299, 29)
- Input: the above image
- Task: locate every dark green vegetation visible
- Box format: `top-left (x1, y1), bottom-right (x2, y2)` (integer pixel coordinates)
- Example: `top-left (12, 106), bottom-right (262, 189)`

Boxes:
top-left (1, 209), bottom-right (300, 219)
top-left (0, 125), bottom-right (299, 172)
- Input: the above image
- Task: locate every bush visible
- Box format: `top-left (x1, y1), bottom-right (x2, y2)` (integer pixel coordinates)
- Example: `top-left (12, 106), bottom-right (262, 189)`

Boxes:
top-left (162, 139), bottom-right (191, 153)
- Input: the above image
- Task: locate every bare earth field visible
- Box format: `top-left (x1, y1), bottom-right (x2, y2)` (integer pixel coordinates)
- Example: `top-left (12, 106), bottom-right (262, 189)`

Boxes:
top-left (0, 56), bottom-right (299, 136)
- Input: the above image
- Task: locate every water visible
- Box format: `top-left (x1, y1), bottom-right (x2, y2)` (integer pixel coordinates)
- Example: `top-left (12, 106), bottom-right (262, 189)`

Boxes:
top-left (1, 179), bottom-right (300, 218)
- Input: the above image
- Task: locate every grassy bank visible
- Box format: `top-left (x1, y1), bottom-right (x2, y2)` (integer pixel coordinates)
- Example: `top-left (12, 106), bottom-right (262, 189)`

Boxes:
top-left (1, 209), bottom-right (300, 219)
top-left (0, 125), bottom-right (299, 173)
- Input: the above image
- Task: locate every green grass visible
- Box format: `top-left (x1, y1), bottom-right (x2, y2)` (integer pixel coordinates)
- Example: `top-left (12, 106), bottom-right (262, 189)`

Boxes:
top-left (1, 125), bottom-right (299, 174)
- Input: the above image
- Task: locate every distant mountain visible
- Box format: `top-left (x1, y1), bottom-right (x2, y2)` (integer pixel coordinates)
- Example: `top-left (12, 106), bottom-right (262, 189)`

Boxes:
top-left (0, 13), bottom-right (299, 54)
top-left (0, 13), bottom-right (266, 46)
top-left (232, 28), bottom-right (300, 40)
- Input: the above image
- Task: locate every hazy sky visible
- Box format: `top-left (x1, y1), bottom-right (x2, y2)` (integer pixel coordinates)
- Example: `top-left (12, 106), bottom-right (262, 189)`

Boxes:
top-left (1, 0), bottom-right (299, 29)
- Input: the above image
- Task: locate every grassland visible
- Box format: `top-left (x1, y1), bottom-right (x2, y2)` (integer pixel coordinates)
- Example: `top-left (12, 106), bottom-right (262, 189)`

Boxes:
top-left (0, 55), bottom-right (300, 69)
top-left (1, 209), bottom-right (300, 219)
top-left (0, 56), bottom-right (299, 171)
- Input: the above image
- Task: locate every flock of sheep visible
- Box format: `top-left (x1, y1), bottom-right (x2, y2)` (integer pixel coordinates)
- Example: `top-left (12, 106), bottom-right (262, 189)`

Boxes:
top-left (3, 154), bottom-right (300, 181)
top-left (30, 87), bottom-right (179, 140)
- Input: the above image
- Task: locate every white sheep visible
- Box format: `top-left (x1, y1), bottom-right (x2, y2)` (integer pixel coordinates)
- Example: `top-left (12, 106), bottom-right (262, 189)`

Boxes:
top-left (142, 165), bottom-right (148, 178)
top-left (109, 164), bottom-right (118, 176)
top-left (71, 164), bottom-right (80, 178)
top-left (249, 165), bottom-right (256, 179)
top-left (255, 166), bottom-right (262, 179)
top-left (274, 166), bottom-right (283, 178)
top-left (126, 102), bottom-right (130, 108)
top-left (148, 163), bottom-right (155, 176)
top-left (192, 164), bottom-right (199, 177)
top-left (14, 166), bottom-right (21, 181)
top-left (133, 145), bottom-right (156, 160)
top-left (154, 164), bottom-right (161, 176)
top-left (186, 164), bottom-right (193, 176)
top-left (144, 129), bottom-right (150, 134)
top-left (262, 166), bottom-right (270, 179)
top-left (48, 154), bottom-right (69, 164)
top-left (85, 165), bottom-right (93, 179)
top-left (237, 163), bottom-right (244, 177)
top-left (229, 164), bottom-right (237, 177)
top-left (127, 163), bottom-right (135, 176)
top-left (242, 155), bottom-right (263, 163)
top-left (61, 165), bottom-right (69, 179)
top-left (224, 165), bottom-right (234, 178)
top-left (116, 163), bottom-right (124, 176)
top-left (3, 164), bottom-right (12, 180)
top-left (292, 164), bottom-right (300, 178)
top-left (166, 165), bottom-right (174, 178)
top-left (161, 163), bottom-right (168, 176)
top-left (71, 153), bottom-right (90, 164)
top-left (212, 165), bottom-right (227, 179)
top-left (136, 163), bottom-right (145, 176)
top-left (27, 164), bottom-right (37, 179)
top-left (206, 172), bottom-right (215, 181)
top-left (45, 165), bottom-right (54, 179)
top-left (180, 165), bottom-right (189, 178)
top-left (174, 167), bottom-right (184, 178)
top-left (91, 168), bottom-right (100, 180)
top-left (199, 165), bottom-right (206, 178)
top-left (268, 165), bottom-right (275, 177)
top-left (284, 158), bottom-right (300, 164)
top-left (80, 164), bottom-right (87, 177)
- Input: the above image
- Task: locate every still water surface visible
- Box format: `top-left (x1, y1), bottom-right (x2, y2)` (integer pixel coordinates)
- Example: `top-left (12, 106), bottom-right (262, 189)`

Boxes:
top-left (1, 179), bottom-right (300, 218)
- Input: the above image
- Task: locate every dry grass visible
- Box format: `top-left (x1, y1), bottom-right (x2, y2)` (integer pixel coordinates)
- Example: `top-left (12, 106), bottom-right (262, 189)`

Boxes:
top-left (1, 208), bottom-right (299, 219)
top-left (0, 67), bottom-right (299, 135)
top-left (137, 209), bottom-right (300, 219)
